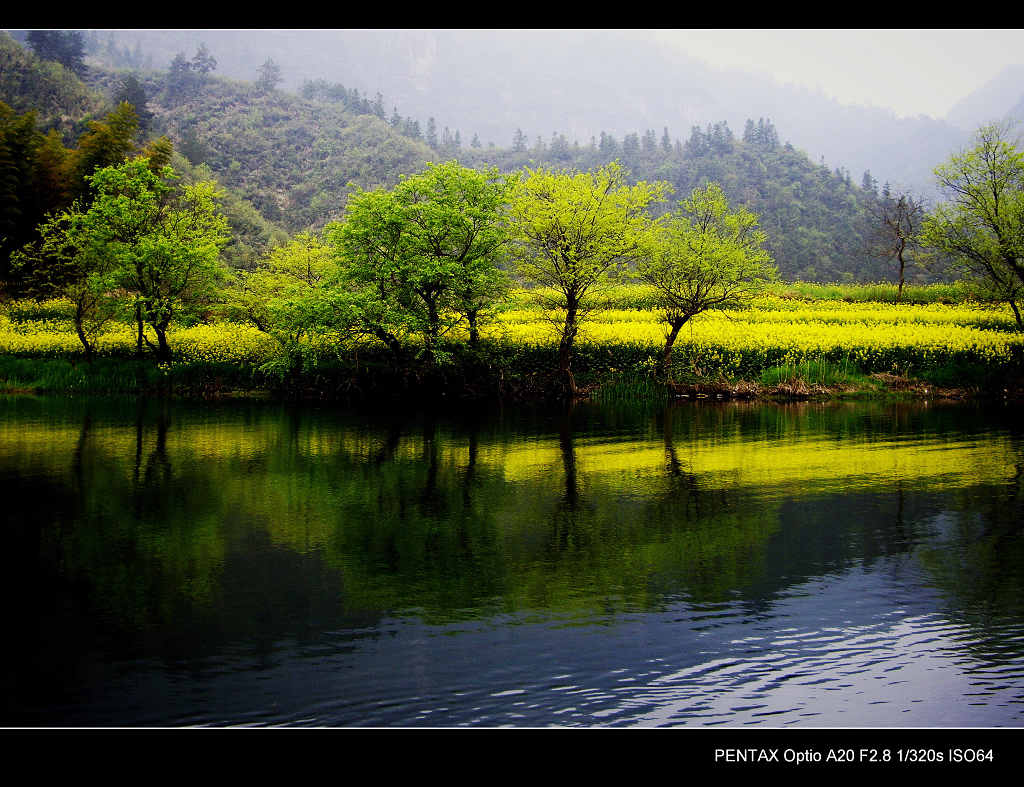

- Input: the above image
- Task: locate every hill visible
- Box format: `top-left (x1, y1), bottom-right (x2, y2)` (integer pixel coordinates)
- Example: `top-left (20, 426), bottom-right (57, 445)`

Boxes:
top-left (83, 29), bottom-right (970, 197)
top-left (3, 31), bottom-right (943, 283)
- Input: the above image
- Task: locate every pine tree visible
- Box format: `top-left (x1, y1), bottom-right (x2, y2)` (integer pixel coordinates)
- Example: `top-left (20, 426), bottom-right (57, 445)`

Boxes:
top-left (191, 43), bottom-right (217, 77)
top-left (116, 75), bottom-right (153, 132)
top-left (256, 58), bottom-right (283, 93)
top-left (26, 30), bottom-right (87, 77)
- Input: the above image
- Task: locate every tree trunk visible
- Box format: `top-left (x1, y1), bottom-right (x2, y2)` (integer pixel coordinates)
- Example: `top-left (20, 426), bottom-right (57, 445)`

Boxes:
top-left (467, 309), bottom-right (480, 350)
top-left (1010, 299), bottom-right (1023, 331)
top-left (373, 328), bottom-right (403, 359)
top-left (135, 303), bottom-right (145, 358)
top-left (897, 245), bottom-right (906, 302)
top-left (73, 305), bottom-right (93, 363)
top-left (558, 300), bottom-right (579, 397)
top-left (660, 317), bottom-right (688, 380)
top-left (424, 297), bottom-right (441, 365)
top-left (154, 322), bottom-right (172, 361)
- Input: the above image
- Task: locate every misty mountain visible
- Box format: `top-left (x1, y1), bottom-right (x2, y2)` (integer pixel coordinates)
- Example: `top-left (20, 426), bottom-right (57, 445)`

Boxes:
top-left (89, 29), bottom-right (972, 195)
top-left (946, 64), bottom-right (1024, 131)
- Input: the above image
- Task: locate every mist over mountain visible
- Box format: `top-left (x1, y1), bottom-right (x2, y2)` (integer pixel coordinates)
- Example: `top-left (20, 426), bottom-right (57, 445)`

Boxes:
top-left (91, 29), bottom-right (981, 196)
top-left (946, 63), bottom-right (1024, 131)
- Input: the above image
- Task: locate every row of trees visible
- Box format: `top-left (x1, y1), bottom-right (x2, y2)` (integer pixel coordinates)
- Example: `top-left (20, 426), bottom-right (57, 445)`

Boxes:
top-left (225, 160), bottom-right (778, 394)
top-left (20, 155), bottom-right (777, 393)
top-left (13, 123), bottom-right (1024, 392)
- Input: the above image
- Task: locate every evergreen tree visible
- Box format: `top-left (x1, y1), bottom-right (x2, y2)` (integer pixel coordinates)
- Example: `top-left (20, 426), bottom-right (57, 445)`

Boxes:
top-left (426, 117), bottom-right (438, 148)
top-left (661, 127), bottom-right (672, 153)
top-left (71, 102), bottom-right (139, 202)
top-left (26, 30), bottom-right (87, 77)
top-left (191, 43), bottom-right (217, 77)
top-left (256, 58), bottom-right (283, 93)
top-left (167, 52), bottom-right (196, 100)
top-left (115, 74), bottom-right (153, 132)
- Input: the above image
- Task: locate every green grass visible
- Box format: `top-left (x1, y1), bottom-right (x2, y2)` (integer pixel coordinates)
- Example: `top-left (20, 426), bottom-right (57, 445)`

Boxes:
top-left (593, 373), bottom-right (668, 405)
top-left (759, 358), bottom-right (874, 388)
top-left (768, 280), bottom-right (976, 305)
top-left (0, 356), bottom-right (264, 394)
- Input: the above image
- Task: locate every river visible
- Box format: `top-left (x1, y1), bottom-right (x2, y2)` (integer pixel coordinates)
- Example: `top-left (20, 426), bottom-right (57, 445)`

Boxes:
top-left (1, 395), bottom-right (1022, 727)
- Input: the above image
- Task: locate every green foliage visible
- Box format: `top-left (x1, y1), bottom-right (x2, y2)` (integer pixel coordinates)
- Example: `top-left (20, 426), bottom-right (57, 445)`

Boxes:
top-left (49, 159), bottom-right (230, 359)
top-left (10, 208), bottom-right (120, 359)
top-left (0, 32), bottom-right (97, 138)
top-left (70, 102), bottom-right (139, 201)
top-left (640, 183), bottom-right (773, 312)
top-left (115, 74), bottom-right (153, 132)
top-left (156, 79), bottom-right (433, 231)
top-left (327, 161), bottom-right (516, 361)
top-left (457, 121), bottom-right (908, 285)
top-left (229, 232), bottom-right (345, 376)
top-left (25, 30), bottom-right (87, 77)
top-left (759, 358), bottom-right (872, 387)
top-left (508, 160), bottom-right (668, 391)
top-left (921, 123), bottom-right (1024, 329)
top-left (0, 101), bottom-right (77, 287)
top-left (256, 58), bottom-right (283, 93)
top-left (637, 181), bottom-right (776, 375)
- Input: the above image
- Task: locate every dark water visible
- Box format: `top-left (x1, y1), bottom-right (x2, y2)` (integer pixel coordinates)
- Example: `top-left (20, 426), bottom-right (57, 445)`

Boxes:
top-left (2, 395), bottom-right (1023, 727)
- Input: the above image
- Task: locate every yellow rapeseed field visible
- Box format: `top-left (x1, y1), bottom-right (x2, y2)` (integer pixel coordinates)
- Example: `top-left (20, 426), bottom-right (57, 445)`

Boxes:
top-left (2, 291), bottom-right (1022, 378)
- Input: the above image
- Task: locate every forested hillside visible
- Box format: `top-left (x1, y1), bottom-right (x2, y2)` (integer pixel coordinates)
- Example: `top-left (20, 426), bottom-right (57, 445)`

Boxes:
top-left (2, 31), bottom-right (939, 283)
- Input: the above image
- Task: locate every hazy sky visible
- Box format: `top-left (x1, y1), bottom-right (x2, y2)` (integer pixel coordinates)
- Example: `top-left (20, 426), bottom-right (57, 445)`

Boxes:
top-left (653, 29), bottom-right (1023, 119)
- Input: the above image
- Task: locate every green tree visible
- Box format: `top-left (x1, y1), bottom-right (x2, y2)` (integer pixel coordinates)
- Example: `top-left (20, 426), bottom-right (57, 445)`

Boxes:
top-left (26, 30), bottom-right (87, 77)
top-left (115, 74), bottom-right (153, 131)
top-left (0, 102), bottom-right (75, 290)
top-left (231, 232), bottom-right (343, 376)
top-left (62, 159), bottom-right (230, 360)
top-left (71, 102), bottom-right (139, 201)
top-left (166, 51), bottom-right (193, 100)
top-left (256, 58), bottom-right (282, 93)
top-left (920, 123), bottom-right (1024, 328)
top-left (636, 182), bottom-right (776, 377)
top-left (327, 161), bottom-right (515, 362)
top-left (508, 161), bottom-right (668, 394)
top-left (191, 43), bottom-right (217, 77)
top-left (10, 209), bottom-right (120, 360)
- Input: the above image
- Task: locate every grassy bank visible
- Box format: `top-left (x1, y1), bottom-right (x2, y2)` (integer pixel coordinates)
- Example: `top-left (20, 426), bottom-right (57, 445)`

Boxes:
top-left (2, 283), bottom-right (1022, 401)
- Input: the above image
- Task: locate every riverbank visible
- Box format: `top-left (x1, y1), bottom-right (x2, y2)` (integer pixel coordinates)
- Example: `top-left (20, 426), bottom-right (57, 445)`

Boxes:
top-left (3, 286), bottom-right (1023, 403)
top-left (1, 353), bottom-right (1020, 404)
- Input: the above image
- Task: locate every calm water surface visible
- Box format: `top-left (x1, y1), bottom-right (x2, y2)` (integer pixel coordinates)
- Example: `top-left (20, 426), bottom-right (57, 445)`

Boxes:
top-left (1, 395), bottom-right (1023, 727)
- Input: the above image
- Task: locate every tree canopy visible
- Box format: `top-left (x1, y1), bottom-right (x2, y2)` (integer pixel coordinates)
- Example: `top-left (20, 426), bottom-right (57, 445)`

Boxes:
top-left (44, 159), bottom-right (231, 359)
top-left (327, 160), bottom-right (515, 361)
top-left (920, 123), bottom-right (1024, 328)
top-left (508, 161), bottom-right (668, 393)
top-left (637, 182), bottom-right (776, 376)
